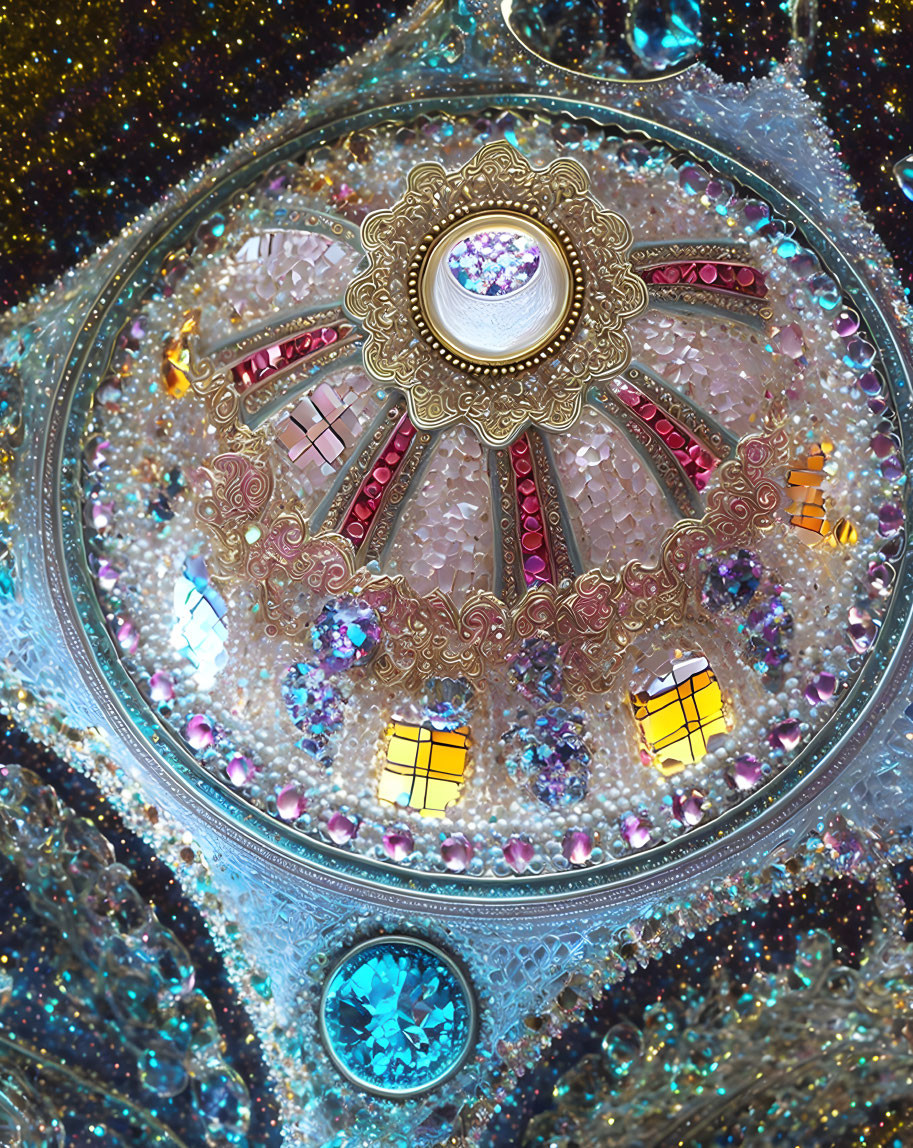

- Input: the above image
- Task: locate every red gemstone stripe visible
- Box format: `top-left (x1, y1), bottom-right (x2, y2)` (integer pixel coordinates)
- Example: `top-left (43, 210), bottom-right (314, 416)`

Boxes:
top-left (639, 261), bottom-right (766, 298)
top-left (231, 323), bottom-right (351, 394)
top-left (337, 414), bottom-right (417, 548)
top-left (509, 434), bottom-right (555, 588)
top-left (614, 381), bottom-right (720, 492)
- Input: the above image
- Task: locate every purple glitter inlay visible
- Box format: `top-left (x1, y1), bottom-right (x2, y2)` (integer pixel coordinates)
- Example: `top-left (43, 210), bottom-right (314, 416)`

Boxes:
top-left (447, 229), bottom-right (541, 297)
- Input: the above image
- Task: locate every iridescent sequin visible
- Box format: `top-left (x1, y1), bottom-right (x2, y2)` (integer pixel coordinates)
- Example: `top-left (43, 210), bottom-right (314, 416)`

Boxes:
top-left (447, 229), bottom-right (540, 297)
top-left (701, 549), bottom-right (763, 612)
top-left (504, 707), bottom-right (591, 807)
top-left (282, 664), bottom-right (346, 763)
top-left (310, 597), bottom-right (381, 675)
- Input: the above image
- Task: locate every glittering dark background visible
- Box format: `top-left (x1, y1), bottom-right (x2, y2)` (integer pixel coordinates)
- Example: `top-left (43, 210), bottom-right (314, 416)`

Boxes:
top-left (0, 0), bottom-right (910, 309)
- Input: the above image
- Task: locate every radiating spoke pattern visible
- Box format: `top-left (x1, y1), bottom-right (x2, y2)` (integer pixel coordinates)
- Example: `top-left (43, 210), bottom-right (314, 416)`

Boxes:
top-left (202, 234), bottom-right (755, 605)
top-left (622, 361), bottom-right (738, 460)
top-left (587, 385), bottom-right (704, 520)
top-left (200, 302), bottom-right (363, 425)
top-left (631, 239), bottom-right (772, 328)
top-left (230, 318), bottom-right (355, 397)
top-left (313, 397), bottom-right (439, 564)
top-left (488, 429), bottom-right (582, 604)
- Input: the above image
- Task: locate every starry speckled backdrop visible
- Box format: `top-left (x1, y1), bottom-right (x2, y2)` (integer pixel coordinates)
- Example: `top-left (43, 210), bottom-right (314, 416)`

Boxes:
top-left (0, 0), bottom-right (910, 309)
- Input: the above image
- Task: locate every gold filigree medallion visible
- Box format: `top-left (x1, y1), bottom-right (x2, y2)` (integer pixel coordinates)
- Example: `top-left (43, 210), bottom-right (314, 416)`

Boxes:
top-left (345, 140), bottom-right (649, 448)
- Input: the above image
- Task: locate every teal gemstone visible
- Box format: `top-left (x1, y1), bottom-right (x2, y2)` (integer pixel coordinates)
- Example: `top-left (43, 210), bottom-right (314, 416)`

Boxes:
top-left (320, 938), bottom-right (474, 1095)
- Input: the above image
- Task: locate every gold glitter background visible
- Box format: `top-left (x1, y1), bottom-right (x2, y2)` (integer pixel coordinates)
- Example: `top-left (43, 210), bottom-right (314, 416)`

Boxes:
top-left (0, 2), bottom-right (909, 299)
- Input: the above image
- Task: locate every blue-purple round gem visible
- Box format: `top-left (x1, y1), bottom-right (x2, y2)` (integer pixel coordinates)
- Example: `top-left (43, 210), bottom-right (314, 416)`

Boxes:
top-left (701, 549), bottom-right (763, 612)
top-left (282, 663), bottom-right (345, 761)
top-left (509, 637), bottom-right (564, 704)
top-left (310, 597), bottom-right (381, 674)
top-left (505, 706), bottom-right (590, 808)
top-left (742, 590), bottom-right (793, 686)
top-left (447, 229), bottom-right (541, 297)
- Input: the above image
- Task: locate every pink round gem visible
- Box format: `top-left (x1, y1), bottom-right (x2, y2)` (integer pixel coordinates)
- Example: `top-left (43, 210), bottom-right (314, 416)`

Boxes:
top-left (116, 620), bottom-right (139, 655)
top-left (834, 311), bottom-right (859, 337)
top-left (382, 828), bottom-right (413, 862)
top-left (878, 502), bottom-right (903, 537)
top-left (768, 718), bottom-right (802, 752)
top-left (804, 672), bottom-right (837, 706)
top-left (149, 671), bottom-right (175, 703)
top-left (867, 561), bottom-right (894, 597)
top-left (185, 714), bottom-right (215, 751)
top-left (441, 834), bottom-right (473, 872)
top-left (672, 791), bottom-right (704, 826)
top-left (88, 500), bottom-right (116, 531)
top-left (96, 560), bottom-right (120, 591)
top-left (503, 837), bottom-right (535, 874)
top-left (326, 811), bottom-right (358, 845)
top-left (847, 605), bottom-right (877, 653)
top-left (562, 829), bottom-right (593, 865)
top-left (226, 754), bottom-right (256, 787)
top-left (276, 784), bottom-right (306, 820)
top-left (729, 753), bottom-right (762, 790)
top-left (621, 815), bottom-right (650, 850)
top-left (774, 324), bottom-right (805, 359)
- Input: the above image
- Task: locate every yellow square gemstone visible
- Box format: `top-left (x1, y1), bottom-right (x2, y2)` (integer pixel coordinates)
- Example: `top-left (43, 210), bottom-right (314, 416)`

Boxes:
top-left (378, 721), bottom-right (469, 817)
top-left (629, 656), bottom-right (729, 776)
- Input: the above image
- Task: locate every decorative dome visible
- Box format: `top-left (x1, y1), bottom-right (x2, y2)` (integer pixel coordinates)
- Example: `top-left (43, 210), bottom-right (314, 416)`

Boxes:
top-left (1, 0), bottom-right (912, 1145)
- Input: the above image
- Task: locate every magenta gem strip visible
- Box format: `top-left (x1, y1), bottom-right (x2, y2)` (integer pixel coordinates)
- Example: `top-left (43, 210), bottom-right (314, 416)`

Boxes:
top-left (509, 434), bottom-right (556, 588)
top-left (613, 379), bottom-right (721, 492)
top-left (338, 413), bottom-right (417, 552)
top-left (231, 322), bottom-right (353, 394)
top-left (638, 261), bottom-right (767, 298)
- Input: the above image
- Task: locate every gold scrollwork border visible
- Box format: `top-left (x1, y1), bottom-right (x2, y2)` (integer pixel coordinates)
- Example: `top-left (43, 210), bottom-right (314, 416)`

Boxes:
top-left (344, 139), bottom-right (649, 448)
top-left (191, 319), bottom-right (789, 694)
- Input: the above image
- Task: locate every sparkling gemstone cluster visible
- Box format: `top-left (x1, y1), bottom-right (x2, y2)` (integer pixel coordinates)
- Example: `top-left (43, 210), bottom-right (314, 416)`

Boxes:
top-left (71, 112), bottom-right (904, 877)
top-left (504, 640), bottom-right (591, 808)
top-left (446, 228), bottom-right (541, 297)
top-left (701, 549), bottom-right (763, 612)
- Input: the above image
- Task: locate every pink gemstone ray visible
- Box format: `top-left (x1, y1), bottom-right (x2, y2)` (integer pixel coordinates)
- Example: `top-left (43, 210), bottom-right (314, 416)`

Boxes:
top-left (232, 323), bottom-right (350, 395)
top-left (640, 261), bottom-right (767, 298)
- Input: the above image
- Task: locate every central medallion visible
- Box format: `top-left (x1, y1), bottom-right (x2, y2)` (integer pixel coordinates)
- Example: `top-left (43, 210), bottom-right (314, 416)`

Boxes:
top-left (346, 140), bottom-right (648, 447)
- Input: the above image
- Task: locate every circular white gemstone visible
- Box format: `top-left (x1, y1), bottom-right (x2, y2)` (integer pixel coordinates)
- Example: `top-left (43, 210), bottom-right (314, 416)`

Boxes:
top-left (419, 213), bottom-right (572, 364)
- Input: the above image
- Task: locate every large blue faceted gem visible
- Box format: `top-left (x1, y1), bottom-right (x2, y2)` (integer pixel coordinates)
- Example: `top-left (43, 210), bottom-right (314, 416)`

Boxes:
top-left (320, 937), bottom-right (475, 1095)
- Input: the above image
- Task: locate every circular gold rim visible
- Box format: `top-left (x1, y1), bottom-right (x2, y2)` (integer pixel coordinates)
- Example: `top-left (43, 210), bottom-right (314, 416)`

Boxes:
top-left (409, 203), bottom-right (584, 376)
